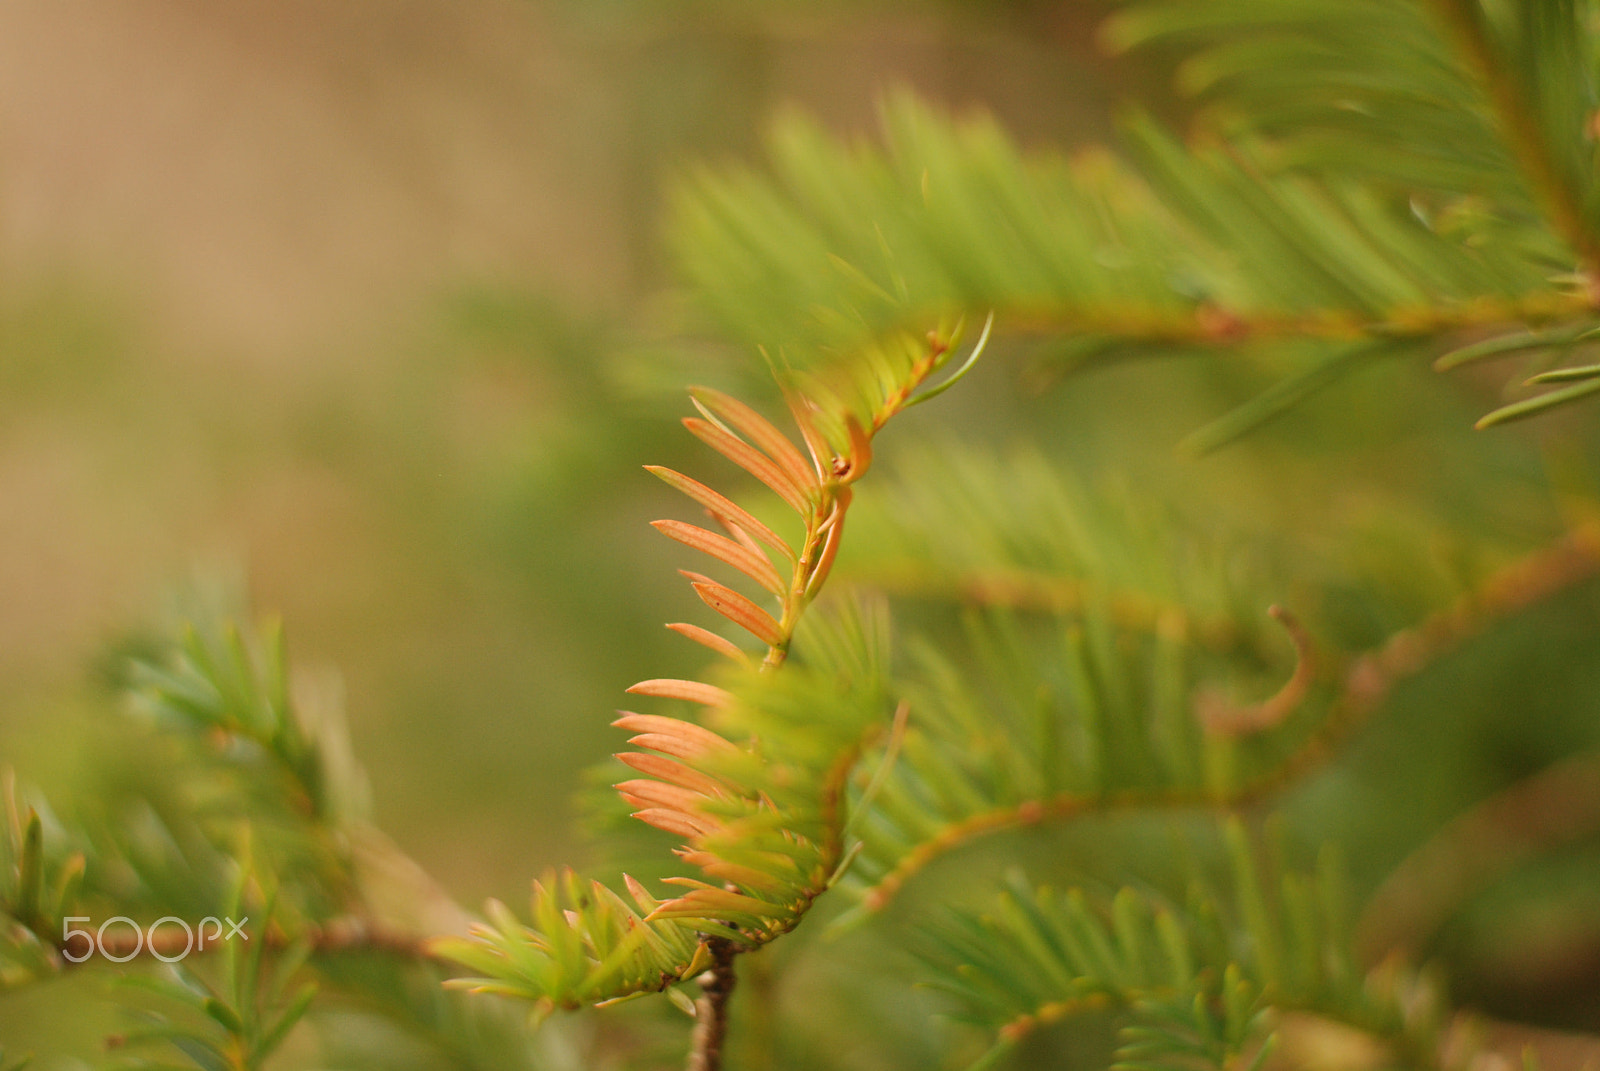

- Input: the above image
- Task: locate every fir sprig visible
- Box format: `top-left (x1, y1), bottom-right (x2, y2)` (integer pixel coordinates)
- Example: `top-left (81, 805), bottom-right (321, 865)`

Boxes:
top-left (918, 820), bottom-right (1447, 1071)
top-left (435, 328), bottom-right (969, 1053)
top-left (668, 0), bottom-right (1600, 438)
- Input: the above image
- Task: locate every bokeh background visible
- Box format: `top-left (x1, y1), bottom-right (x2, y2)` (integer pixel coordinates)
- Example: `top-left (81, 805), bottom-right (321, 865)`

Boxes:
top-left (0, 0), bottom-right (1143, 905)
top-left (6, 2), bottom-right (1600, 1066)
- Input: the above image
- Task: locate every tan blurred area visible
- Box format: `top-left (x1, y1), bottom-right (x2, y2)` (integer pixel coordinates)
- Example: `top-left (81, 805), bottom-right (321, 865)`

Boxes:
top-left (0, 0), bottom-right (628, 358)
top-left (0, 2), bottom-right (667, 917)
top-left (0, 0), bottom-right (620, 683)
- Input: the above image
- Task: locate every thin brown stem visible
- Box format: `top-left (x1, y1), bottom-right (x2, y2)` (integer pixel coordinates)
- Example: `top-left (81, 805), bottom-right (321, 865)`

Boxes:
top-left (913, 290), bottom-right (1598, 358)
top-left (687, 937), bottom-right (739, 1071)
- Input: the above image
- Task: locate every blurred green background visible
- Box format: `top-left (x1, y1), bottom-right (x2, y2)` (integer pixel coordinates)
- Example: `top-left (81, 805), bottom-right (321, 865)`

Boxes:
top-left (3, 1), bottom-right (1600, 1065)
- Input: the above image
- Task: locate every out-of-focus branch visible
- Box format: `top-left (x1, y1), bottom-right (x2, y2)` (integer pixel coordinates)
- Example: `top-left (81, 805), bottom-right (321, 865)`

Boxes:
top-left (1357, 749), bottom-right (1600, 962)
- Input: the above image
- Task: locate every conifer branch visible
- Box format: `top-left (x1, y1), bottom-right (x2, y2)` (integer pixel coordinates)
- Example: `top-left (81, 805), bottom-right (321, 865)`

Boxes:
top-left (859, 789), bottom-right (1208, 914)
top-left (1425, 0), bottom-right (1600, 272)
top-left (642, 336), bottom-right (958, 1071)
top-left (850, 522), bottom-right (1600, 915)
top-left (921, 824), bottom-right (1461, 1071)
top-left (994, 291), bottom-right (1597, 349)
top-left (1253, 519), bottom-right (1600, 803)
top-left (437, 329), bottom-right (963, 1068)
top-left (15, 4), bottom-right (1595, 1063)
